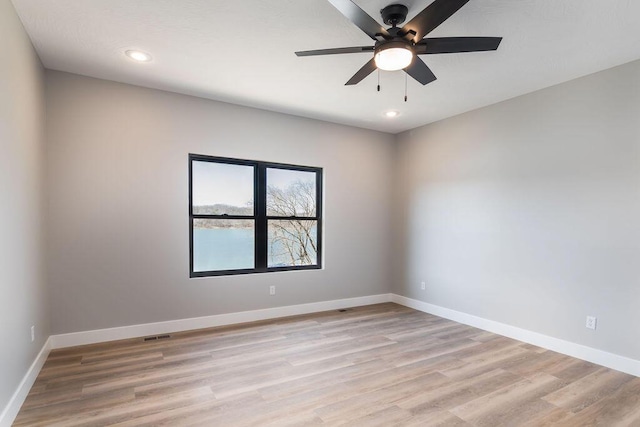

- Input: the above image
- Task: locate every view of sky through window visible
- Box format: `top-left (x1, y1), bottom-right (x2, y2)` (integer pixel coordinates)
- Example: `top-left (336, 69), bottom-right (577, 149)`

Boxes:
top-left (192, 161), bottom-right (254, 208)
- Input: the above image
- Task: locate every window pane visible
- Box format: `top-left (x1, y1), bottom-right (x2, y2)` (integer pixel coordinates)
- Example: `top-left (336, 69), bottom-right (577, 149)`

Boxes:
top-left (266, 168), bottom-right (316, 217)
top-left (193, 219), bottom-right (254, 272)
top-left (268, 220), bottom-right (317, 267)
top-left (192, 161), bottom-right (254, 215)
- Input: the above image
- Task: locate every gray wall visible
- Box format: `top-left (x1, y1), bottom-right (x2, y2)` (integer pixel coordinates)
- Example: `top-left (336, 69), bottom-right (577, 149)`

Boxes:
top-left (394, 59), bottom-right (640, 360)
top-left (0, 0), bottom-right (49, 416)
top-left (45, 70), bottom-right (395, 334)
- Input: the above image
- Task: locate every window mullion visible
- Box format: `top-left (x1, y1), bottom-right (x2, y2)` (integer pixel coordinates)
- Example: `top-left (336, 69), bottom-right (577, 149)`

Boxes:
top-left (255, 164), bottom-right (268, 271)
top-left (192, 215), bottom-right (255, 220)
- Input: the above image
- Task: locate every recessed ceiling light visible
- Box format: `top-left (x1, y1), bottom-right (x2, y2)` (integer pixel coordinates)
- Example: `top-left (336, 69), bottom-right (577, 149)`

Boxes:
top-left (384, 110), bottom-right (400, 118)
top-left (125, 50), bottom-right (152, 62)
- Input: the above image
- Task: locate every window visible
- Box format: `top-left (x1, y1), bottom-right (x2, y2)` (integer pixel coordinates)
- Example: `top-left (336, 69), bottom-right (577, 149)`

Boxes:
top-left (189, 154), bottom-right (322, 277)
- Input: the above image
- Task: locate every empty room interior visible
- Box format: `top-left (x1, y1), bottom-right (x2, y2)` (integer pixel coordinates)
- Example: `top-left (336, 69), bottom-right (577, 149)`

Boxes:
top-left (2, 0), bottom-right (640, 425)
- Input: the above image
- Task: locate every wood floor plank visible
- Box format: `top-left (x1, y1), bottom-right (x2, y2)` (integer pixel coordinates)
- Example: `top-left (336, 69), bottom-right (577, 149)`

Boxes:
top-left (560, 377), bottom-right (640, 426)
top-left (314, 372), bottom-right (451, 424)
top-left (401, 410), bottom-right (470, 427)
top-left (542, 367), bottom-right (634, 413)
top-left (396, 368), bottom-right (520, 413)
top-left (13, 303), bottom-right (639, 426)
top-left (257, 359), bottom-right (387, 402)
top-left (108, 391), bottom-right (263, 427)
top-left (519, 407), bottom-right (576, 427)
top-left (449, 372), bottom-right (564, 426)
top-left (343, 405), bottom-right (413, 427)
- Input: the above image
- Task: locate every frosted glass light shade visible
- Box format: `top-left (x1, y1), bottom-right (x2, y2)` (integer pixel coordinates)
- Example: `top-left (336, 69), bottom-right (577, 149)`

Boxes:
top-left (374, 46), bottom-right (413, 71)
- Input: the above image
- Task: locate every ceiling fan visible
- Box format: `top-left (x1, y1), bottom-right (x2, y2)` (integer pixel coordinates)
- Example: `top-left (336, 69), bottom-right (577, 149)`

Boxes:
top-left (295, 0), bottom-right (502, 86)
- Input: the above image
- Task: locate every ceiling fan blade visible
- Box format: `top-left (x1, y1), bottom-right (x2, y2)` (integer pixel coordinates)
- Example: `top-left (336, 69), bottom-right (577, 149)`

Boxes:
top-left (404, 57), bottom-right (437, 85)
top-left (416, 37), bottom-right (502, 54)
top-left (295, 46), bottom-right (374, 57)
top-left (327, 0), bottom-right (391, 41)
top-left (401, 0), bottom-right (470, 43)
top-left (345, 58), bottom-right (377, 85)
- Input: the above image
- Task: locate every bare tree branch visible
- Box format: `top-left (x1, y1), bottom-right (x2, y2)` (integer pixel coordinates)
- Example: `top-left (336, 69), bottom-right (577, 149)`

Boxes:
top-left (267, 180), bottom-right (317, 266)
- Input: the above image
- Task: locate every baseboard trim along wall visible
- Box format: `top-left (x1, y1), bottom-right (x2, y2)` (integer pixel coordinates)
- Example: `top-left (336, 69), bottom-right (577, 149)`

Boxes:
top-left (50, 294), bottom-right (393, 349)
top-left (0, 337), bottom-right (51, 427)
top-left (48, 292), bottom-right (640, 377)
top-left (391, 294), bottom-right (640, 378)
top-left (6, 293), bottom-right (640, 426)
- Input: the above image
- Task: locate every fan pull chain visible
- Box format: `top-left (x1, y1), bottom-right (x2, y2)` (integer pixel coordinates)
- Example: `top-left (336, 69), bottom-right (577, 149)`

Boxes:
top-left (377, 69), bottom-right (380, 92)
top-left (404, 72), bottom-right (408, 102)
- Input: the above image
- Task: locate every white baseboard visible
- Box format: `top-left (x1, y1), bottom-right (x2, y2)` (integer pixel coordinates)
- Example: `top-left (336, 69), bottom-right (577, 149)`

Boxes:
top-left (0, 337), bottom-right (51, 427)
top-left (50, 294), bottom-right (393, 349)
top-left (391, 294), bottom-right (640, 378)
top-left (8, 292), bottom-right (637, 427)
top-left (49, 293), bottom-right (640, 377)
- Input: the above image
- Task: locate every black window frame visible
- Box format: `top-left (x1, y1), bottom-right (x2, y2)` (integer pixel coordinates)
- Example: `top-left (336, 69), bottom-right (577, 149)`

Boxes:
top-left (189, 154), bottom-right (323, 277)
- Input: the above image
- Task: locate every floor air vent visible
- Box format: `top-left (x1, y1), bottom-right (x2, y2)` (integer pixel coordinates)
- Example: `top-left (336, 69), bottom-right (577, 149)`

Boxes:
top-left (143, 334), bottom-right (171, 342)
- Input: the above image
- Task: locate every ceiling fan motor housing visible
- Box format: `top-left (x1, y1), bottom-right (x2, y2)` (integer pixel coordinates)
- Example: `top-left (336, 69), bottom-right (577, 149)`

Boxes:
top-left (381, 4), bottom-right (409, 26)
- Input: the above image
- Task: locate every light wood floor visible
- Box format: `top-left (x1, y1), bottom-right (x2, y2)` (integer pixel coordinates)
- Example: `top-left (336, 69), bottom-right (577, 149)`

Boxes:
top-left (14, 303), bottom-right (640, 426)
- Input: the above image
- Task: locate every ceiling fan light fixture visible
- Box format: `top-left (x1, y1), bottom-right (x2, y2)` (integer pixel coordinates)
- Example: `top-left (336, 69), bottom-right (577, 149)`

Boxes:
top-left (374, 42), bottom-right (414, 71)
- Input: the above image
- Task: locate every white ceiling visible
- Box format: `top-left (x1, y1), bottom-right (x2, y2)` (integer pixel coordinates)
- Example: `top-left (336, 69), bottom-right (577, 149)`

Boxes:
top-left (11, 0), bottom-right (640, 134)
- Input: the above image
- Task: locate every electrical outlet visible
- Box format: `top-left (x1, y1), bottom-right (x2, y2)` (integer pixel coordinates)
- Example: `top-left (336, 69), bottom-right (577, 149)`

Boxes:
top-left (586, 316), bottom-right (597, 330)
top-left (31, 326), bottom-right (35, 342)
top-left (269, 285), bottom-right (276, 296)
top-left (420, 281), bottom-right (426, 290)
